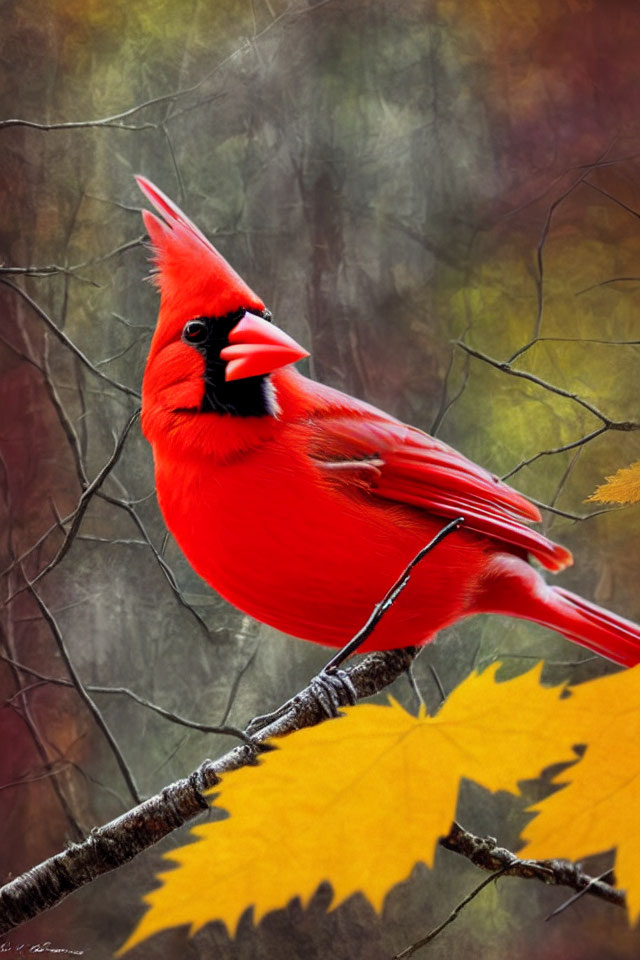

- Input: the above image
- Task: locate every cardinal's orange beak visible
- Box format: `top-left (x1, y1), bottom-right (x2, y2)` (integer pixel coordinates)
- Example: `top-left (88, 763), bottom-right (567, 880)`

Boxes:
top-left (220, 312), bottom-right (309, 381)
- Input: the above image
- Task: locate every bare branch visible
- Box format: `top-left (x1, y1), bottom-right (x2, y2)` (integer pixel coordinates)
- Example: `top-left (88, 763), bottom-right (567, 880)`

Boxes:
top-left (95, 332), bottom-right (150, 368)
top-left (0, 119), bottom-right (158, 132)
top-left (41, 334), bottom-right (89, 489)
top-left (24, 575), bottom-right (142, 805)
top-left (2, 409), bottom-right (140, 606)
top-left (96, 491), bottom-right (213, 639)
top-left (219, 641), bottom-right (261, 725)
top-left (395, 824), bottom-right (622, 959)
top-left (0, 628), bottom-right (84, 839)
top-left (0, 88), bottom-right (190, 131)
top-left (0, 653), bottom-right (255, 746)
top-left (526, 496), bottom-right (619, 522)
top-left (500, 426), bottom-right (608, 482)
top-left (161, 123), bottom-right (186, 201)
top-left (430, 347), bottom-right (471, 436)
top-left (509, 142), bottom-right (617, 359)
top-left (0, 762), bottom-right (72, 794)
top-left (440, 822), bottom-right (623, 908)
top-left (0, 236), bottom-right (144, 286)
top-left (0, 509), bottom-right (74, 582)
top-left (515, 334), bottom-right (640, 345)
top-left (394, 866), bottom-right (510, 958)
top-left (0, 1), bottom-right (333, 136)
top-left (0, 265), bottom-right (98, 285)
top-left (427, 663), bottom-right (447, 704)
top-left (475, 653), bottom-right (600, 670)
top-left (545, 869), bottom-right (614, 921)
top-left (440, 823), bottom-right (625, 907)
top-left (0, 693), bottom-right (625, 938)
top-left (455, 340), bottom-right (639, 430)
top-left (0, 645), bottom-right (419, 934)
top-left (575, 277), bottom-right (640, 296)
top-left (110, 311), bottom-right (154, 332)
top-left (583, 179), bottom-right (640, 221)
top-left (0, 279), bottom-right (141, 399)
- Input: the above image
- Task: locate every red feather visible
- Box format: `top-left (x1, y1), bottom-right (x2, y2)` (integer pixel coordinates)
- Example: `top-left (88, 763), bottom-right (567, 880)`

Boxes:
top-left (138, 179), bottom-right (640, 667)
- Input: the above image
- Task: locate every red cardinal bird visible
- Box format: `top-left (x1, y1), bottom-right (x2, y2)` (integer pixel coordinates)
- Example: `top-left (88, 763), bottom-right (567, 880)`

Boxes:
top-left (136, 176), bottom-right (640, 669)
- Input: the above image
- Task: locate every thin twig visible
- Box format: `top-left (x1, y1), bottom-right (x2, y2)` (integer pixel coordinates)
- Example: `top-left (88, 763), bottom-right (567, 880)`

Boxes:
top-left (575, 277), bottom-right (640, 296)
top-left (0, 279), bottom-right (140, 398)
top-left (3, 409), bottom-right (140, 606)
top-left (509, 143), bottom-right (616, 358)
top-left (0, 653), bottom-right (255, 746)
top-left (405, 663), bottom-right (425, 711)
top-left (24, 575), bottom-right (142, 805)
top-left (430, 348), bottom-right (471, 437)
top-left (526, 496), bottom-right (618, 522)
top-left (219, 641), bottom-right (261, 725)
top-left (500, 427), bottom-right (608, 481)
top-left (583, 179), bottom-right (640, 221)
top-left (440, 822), bottom-right (623, 908)
top-left (96, 491), bottom-right (213, 638)
top-left (428, 664), bottom-right (447, 704)
top-left (0, 628), bottom-right (84, 840)
top-left (394, 867), bottom-right (510, 958)
top-left (545, 868), bottom-right (614, 920)
top-left (323, 517), bottom-right (465, 672)
top-left (1, 237), bottom-right (144, 283)
top-left (0, 645), bottom-right (419, 934)
top-left (455, 340), bottom-right (638, 429)
top-left (0, 89), bottom-right (192, 130)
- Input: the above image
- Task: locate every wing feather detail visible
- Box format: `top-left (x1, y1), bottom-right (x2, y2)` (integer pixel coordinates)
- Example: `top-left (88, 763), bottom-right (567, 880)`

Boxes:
top-left (306, 412), bottom-right (571, 572)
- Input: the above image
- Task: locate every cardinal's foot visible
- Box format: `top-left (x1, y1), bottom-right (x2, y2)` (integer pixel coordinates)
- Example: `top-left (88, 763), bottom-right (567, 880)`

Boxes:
top-left (245, 668), bottom-right (358, 737)
top-left (308, 668), bottom-right (358, 718)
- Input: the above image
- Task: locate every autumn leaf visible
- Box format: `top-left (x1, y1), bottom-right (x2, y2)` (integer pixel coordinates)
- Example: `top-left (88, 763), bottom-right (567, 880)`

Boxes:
top-left (588, 461), bottom-right (640, 504)
top-left (522, 665), bottom-right (640, 923)
top-left (119, 664), bottom-right (576, 954)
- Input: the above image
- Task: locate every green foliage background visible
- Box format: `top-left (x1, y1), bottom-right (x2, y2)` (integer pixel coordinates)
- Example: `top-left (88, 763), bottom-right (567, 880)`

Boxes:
top-left (1, 0), bottom-right (640, 957)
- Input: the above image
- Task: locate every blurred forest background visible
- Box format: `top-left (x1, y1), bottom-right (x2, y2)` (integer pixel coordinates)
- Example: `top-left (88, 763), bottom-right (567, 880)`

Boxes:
top-left (2, 0), bottom-right (640, 957)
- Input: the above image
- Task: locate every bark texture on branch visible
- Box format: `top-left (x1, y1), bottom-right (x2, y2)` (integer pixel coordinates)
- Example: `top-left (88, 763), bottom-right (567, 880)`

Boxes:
top-left (440, 822), bottom-right (623, 908)
top-left (0, 639), bottom-right (626, 935)
top-left (0, 647), bottom-right (418, 934)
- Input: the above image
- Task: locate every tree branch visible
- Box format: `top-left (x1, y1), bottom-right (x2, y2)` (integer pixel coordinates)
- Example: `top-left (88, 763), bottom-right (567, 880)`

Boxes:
top-left (0, 279), bottom-right (141, 399)
top-left (2, 408), bottom-right (140, 607)
top-left (0, 645), bottom-right (418, 934)
top-left (440, 822), bottom-right (622, 909)
top-left (0, 652), bottom-right (256, 745)
top-left (393, 865), bottom-right (511, 958)
top-left (23, 576), bottom-right (143, 806)
top-left (455, 340), bottom-right (639, 430)
top-left (0, 644), bottom-right (627, 936)
top-left (394, 826), bottom-right (624, 960)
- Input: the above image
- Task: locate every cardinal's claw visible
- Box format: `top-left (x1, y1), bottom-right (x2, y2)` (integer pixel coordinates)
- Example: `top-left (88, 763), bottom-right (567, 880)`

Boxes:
top-left (245, 704), bottom-right (289, 737)
top-left (309, 668), bottom-right (358, 718)
top-left (244, 668), bottom-right (358, 736)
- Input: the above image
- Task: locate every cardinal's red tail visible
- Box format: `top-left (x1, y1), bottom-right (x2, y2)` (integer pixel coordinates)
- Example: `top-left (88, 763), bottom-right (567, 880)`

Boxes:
top-left (477, 556), bottom-right (640, 667)
top-left (543, 587), bottom-right (640, 667)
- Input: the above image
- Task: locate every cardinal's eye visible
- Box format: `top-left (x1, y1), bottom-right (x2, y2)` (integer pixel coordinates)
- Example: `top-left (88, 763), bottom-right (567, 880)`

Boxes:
top-left (183, 318), bottom-right (209, 344)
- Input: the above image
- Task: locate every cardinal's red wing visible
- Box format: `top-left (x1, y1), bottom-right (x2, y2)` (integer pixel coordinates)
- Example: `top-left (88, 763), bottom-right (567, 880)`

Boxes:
top-left (300, 402), bottom-right (572, 573)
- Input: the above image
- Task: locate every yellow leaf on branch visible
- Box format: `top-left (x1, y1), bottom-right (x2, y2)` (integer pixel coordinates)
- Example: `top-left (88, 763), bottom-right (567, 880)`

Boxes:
top-left (119, 664), bottom-right (576, 954)
top-left (522, 665), bottom-right (640, 923)
top-left (588, 461), bottom-right (640, 504)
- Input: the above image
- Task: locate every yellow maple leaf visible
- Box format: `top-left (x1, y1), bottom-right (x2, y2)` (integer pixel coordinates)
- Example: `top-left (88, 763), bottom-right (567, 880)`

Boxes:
top-left (119, 664), bottom-right (577, 954)
top-left (588, 461), bottom-right (640, 504)
top-left (522, 665), bottom-right (640, 923)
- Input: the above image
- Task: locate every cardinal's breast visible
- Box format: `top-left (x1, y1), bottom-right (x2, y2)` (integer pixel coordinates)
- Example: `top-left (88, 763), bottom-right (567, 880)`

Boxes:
top-left (154, 434), bottom-right (486, 650)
